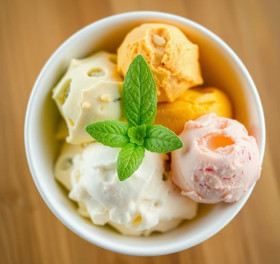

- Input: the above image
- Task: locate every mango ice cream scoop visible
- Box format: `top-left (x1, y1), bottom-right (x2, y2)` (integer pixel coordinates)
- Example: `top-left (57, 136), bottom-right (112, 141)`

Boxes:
top-left (117, 23), bottom-right (203, 102)
top-left (155, 87), bottom-right (233, 134)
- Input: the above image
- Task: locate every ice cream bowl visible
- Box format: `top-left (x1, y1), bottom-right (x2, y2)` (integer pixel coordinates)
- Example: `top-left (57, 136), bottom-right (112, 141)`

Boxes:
top-left (25, 11), bottom-right (265, 256)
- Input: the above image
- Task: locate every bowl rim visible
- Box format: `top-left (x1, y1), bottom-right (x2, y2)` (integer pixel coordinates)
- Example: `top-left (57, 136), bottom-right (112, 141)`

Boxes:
top-left (25, 11), bottom-right (266, 256)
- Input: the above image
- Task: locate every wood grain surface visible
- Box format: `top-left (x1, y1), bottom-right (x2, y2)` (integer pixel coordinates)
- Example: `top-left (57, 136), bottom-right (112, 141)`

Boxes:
top-left (1, 0), bottom-right (280, 263)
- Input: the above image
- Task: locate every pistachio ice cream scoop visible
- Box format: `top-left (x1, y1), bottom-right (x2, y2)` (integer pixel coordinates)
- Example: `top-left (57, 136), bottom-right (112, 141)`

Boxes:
top-left (52, 51), bottom-right (123, 144)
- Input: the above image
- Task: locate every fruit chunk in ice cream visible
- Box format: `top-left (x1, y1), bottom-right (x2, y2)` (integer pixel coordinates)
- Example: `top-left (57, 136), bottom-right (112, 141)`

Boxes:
top-left (52, 51), bottom-right (123, 145)
top-left (171, 113), bottom-right (261, 203)
top-left (54, 142), bottom-right (197, 235)
top-left (117, 23), bottom-right (203, 102)
top-left (155, 87), bottom-right (233, 134)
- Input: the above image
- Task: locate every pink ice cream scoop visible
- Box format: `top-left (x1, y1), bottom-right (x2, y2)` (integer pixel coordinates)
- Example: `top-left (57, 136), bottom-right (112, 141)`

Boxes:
top-left (171, 113), bottom-right (261, 203)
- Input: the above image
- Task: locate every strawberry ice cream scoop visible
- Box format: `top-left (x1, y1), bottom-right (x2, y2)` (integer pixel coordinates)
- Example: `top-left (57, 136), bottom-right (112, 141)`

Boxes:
top-left (171, 113), bottom-right (261, 203)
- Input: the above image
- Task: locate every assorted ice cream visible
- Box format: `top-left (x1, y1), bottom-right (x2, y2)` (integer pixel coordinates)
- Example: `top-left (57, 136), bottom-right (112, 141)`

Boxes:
top-left (171, 113), bottom-right (261, 203)
top-left (52, 23), bottom-right (261, 236)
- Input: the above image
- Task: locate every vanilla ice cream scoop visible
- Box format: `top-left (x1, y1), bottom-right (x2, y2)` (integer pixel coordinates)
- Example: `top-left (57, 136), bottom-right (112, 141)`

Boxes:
top-left (55, 142), bottom-right (197, 235)
top-left (171, 113), bottom-right (261, 203)
top-left (117, 23), bottom-right (203, 102)
top-left (52, 51), bottom-right (123, 144)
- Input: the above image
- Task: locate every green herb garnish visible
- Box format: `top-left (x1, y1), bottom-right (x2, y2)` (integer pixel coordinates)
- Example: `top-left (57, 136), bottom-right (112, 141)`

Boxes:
top-left (85, 55), bottom-right (183, 181)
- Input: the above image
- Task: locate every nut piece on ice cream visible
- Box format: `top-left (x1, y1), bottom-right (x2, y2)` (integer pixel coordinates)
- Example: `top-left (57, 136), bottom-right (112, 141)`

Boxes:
top-left (52, 51), bottom-right (123, 145)
top-left (155, 87), bottom-right (233, 134)
top-left (117, 23), bottom-right (203, 102)
top-left (171, 113), bottom-right (261, 203)
top-left (54, 142), bottom-right (197, 236)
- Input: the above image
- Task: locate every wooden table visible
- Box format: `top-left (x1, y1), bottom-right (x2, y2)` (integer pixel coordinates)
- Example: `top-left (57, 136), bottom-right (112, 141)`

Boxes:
top-left (1, 0), bottom-right (280, 263)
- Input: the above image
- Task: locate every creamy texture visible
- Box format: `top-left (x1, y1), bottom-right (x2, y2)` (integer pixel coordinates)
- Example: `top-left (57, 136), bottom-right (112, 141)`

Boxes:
top-left (171, 113), bottom-right (261, 203)
top-left (55, 142), bottom-right (197, 235)
top-left (155, 87), bottom-right (233, 134)
top-left (52, 51), bottom-right (123, 144)
top-left (117, 23), bottom-right (203, 102)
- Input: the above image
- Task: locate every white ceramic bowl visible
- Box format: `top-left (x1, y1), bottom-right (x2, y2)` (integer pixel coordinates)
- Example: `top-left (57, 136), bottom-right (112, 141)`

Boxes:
top-left (25, 11), bottom-right (265, 256)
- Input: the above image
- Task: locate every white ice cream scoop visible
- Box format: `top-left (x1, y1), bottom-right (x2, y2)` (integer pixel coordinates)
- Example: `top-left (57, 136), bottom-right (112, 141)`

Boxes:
top-left (54, 142), bottom-right (197, 235)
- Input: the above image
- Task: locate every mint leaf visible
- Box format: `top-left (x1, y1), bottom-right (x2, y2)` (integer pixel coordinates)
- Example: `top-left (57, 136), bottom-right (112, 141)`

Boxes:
top-left (123, 55), bottom-right (157, 127)
top-left (144, 125), bottom-right (183, 153)
top-left (127, 124), bottom-right (146, 145)
top-left (85, 120), bottom-right (129, 148)
top-left (117, 143), bottom-right (145, 181)
top-left (84, 55), bottom-right (184, 182)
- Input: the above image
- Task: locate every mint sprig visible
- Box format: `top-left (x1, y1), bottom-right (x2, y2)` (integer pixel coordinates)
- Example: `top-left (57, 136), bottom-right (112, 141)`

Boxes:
top-left (86, 55), bottom-right (183, 181)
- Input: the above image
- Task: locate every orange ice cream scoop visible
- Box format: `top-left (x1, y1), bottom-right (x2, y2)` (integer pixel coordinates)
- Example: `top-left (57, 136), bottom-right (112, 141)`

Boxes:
top-left (155, 87), bottom-right (233, 134)
top-left (117, 23), bottom-right (203, 102)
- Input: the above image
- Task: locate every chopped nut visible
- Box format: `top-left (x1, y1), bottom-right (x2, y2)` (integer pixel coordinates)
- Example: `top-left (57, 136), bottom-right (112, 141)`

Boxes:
top-left (153, 34), bottom-right (166, 46)
top-left (82, 102), bottom-right (91, 109)
top-left (99, 94), bottom-right (111, 102)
